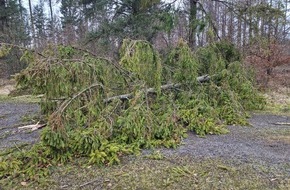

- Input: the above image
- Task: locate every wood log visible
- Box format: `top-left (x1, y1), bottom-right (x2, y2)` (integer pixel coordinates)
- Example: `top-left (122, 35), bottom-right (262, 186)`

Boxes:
top-left (104, 75), bottom-right (210, 103)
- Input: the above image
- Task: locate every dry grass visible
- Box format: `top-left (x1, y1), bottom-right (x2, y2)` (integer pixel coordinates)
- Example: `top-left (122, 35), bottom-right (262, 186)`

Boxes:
top-left (2, 155), bottom-right (290, 190)
top-left (266, 128), bottom-right (290, 145)
top-left (263, 86), bottom-right (290, 116)
top-left (270, 135), bottom-right (290, 144)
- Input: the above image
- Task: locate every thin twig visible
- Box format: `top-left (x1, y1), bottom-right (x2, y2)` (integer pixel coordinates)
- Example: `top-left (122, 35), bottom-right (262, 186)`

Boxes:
top-left (13, 142), bottom-right (22, 152)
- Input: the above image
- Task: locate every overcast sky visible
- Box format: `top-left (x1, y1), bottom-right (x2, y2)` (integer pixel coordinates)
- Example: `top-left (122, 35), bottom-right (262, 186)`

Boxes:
top-left (23, 0), bottom-right (60, 16)
top-left (22, 0), bottom-right (183, 18)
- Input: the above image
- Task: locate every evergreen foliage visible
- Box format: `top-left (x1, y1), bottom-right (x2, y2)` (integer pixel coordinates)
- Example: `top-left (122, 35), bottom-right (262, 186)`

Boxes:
top-left (119, 39), bottom-right (162, 90)
top-left (165, 39), bottom-right (198, 87)
top-left (0, 39), bottom-right (265, 182)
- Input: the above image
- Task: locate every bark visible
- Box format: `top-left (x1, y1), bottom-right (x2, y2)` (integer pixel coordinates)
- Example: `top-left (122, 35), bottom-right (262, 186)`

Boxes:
top-left (214, 1), bottom-right (219, 40)
top-left (189, 0), bottom-right (198, 49)
top-left (227, 4), bottom-right (234, 42)
top-left (248, 0), bottom-right (253, 40)
top-left (48, 0), bottom-right (53, 22)
top-left (18, 0), bottom-right (23, 20)
top-left (28, 0), bottom-right (36, 46)
top-left (283, 0), bottom-right (288, 40)
top-left (242, 11), bottom-right (247, 47)
top-left (221, 5), bottom-right (226, 39)
top-left (0, 0), bottom-right (6, 31)
top-left (104, 75), bottom-right (211, 103)
top-left (237, 10), bottom-right (242, 47)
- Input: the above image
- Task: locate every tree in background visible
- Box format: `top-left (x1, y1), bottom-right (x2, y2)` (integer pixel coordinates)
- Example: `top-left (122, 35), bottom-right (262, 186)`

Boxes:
top-left (2, 0), bottom-right (290, 183)
top-left (1, 0), bottom-right (290, 83)
top-left (33, 0), bottom-right (47, 48)
top-left (60, 0), bottom-right (80, 44)
top-left (80, 0), bottom-right (175, 53)
top-left (0, 0), bottom-right (30, 79)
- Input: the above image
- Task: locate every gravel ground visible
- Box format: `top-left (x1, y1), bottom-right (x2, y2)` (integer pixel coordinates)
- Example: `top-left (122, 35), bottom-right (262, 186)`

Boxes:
top-left (157, 113), bottom-right (290, 181)
top-left (162, 114), bottom-right (290, 163)
top-left (0, 102), bottom-right (40, 150)
top-left (0, 102), bottom-right (290, 179)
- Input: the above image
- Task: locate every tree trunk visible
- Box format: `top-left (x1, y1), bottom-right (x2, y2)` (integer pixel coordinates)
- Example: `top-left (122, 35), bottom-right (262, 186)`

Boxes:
top-left (242, 11), bottom-right (247, 47)
top-left (214, 1), bottom-right (219, 40)
top-left (221, 5), bottom-right (226, 39)
top-left (105, 75), bottom-right (211, 103)
top-left (248, 0), bottom-right (253, 40)
top-left (237, 10), bottom-right (242, 47)
top-left (227, 4), bottom-right (234, 42)
top-left (268, 0), bottom-right (273, 40)
top-left (0, 0), bottom-right (6, 31)
top-left (18, 0), bottom-right (23, 20)
top-left (188, 0), bottom-right (198, 49)
top-left (283, 0), bottom-right (288, 40)
top-left (48, 0), bottom-right (53, 22)
top-left (28, 0), bottom-right (36, 46)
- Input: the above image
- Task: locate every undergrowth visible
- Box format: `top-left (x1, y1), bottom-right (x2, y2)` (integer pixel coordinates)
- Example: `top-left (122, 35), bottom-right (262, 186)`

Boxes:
top-left (0, 39), bottom-right (265, 184)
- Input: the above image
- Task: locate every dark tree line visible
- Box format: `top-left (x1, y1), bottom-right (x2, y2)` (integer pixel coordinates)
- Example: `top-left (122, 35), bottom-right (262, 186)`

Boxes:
top-left (1, 0), bottom-right (289, 48)
top-left (0, 0), bottom-right (289, 78)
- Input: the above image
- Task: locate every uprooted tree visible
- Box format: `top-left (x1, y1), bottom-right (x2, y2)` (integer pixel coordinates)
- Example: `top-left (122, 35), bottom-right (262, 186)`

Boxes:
top-left (0, 39), bottom-right (265, 181)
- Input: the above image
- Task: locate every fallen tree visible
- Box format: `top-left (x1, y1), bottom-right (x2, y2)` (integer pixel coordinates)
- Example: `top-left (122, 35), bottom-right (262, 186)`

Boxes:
top-left (0, 39), bottom-right (265, 182)
top-left (104, 75), bottom-right (211, 103)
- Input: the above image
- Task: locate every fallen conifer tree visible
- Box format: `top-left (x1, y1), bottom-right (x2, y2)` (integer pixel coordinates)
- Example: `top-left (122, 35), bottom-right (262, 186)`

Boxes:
top-left (0, 39), bottom-right (265, 181)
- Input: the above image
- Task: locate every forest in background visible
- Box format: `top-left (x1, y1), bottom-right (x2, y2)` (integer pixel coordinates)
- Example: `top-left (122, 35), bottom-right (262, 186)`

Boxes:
top-left (1, 0), bottom-right (290, 87)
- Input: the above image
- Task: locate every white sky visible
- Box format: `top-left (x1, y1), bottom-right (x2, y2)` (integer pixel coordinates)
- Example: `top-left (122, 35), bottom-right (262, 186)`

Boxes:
top-left (23, 0), bottom-right (60, 17)
top-left (22, 0), bottom-right (183, 15)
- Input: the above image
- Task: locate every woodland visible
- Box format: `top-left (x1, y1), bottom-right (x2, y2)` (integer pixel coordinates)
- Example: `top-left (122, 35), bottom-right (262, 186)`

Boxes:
top-left (0, 0), bottom-right (290, 186)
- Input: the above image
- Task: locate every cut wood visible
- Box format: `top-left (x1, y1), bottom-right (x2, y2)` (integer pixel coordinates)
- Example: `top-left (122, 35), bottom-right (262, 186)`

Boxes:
top-left (18, 122), bottom-right (47, 131)
top-left (104, 75), bottom-right (210, 103)
top-left (273, 122), bottom-right (290, 126)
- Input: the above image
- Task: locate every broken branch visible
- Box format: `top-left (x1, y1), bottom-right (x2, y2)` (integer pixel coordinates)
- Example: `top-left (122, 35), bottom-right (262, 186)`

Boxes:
top-left (273, 122), bottom-right (290, 126)
top-left (18, 122), bottom-right (47, 131)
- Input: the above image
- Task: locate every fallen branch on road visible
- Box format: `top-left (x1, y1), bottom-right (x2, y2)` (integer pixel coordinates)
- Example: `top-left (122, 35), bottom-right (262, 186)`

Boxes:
top-left (273, 122), bottom-right (290, 126)
top-left (18, 122), bottom-right (47, 131)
